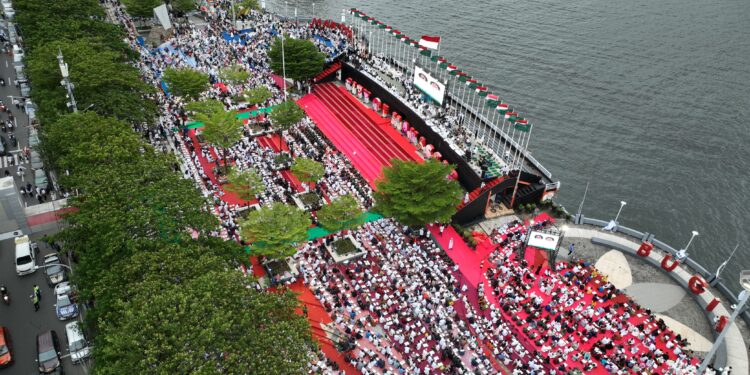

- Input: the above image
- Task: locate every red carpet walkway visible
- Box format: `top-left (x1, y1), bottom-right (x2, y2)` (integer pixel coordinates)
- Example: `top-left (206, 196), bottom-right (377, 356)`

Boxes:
top-left (298, 83), bottom-right (422, 188)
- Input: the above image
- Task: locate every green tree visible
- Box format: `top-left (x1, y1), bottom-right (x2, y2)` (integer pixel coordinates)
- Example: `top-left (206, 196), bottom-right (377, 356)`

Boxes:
top-left (240, 203), bottom-right (310, 259)
top-left (268, 36), bottom-right (326, 82)
top-left (25, 39), bottom-right (155, 125)
top-left (95, 271), bottom-right (313, 374)
top-left (224, 167), bottom-right (265, 201)
top-left (317, 195), bottom-right (364, 232)
top-left (291, 157), bottom-right (325, 185)
top-left (186, 99), bottom-right (244, 173)
top-left (122, 0), bottom-right (162, 18)
top-left (269, 99), bottom-right (305, 149)
top-left (375, 159), bottom-right (462, 226)
top-left (243, 86), bottom-right (273, 106)
top-left (169, 0), bottom-right (196, 13)
top-left (234, 0), bottom-right (260, 14)
top-left (163, 67), bottom-right (210, 100)
top-left (88, 237), bottom-right (242, 327)
top-left (219, 64), bottom-right (251, 84)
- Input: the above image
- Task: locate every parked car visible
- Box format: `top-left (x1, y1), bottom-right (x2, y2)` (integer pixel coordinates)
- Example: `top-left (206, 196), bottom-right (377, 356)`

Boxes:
top-left (34, 169), bottom-right (48, 187)
top-left (0, 326), bottom-right (12, 368)
top-left (54, 291), bottom-right (78, 321)
top-left (14, 235), bottom-right (36, 276)
top-left (43, 254), bottom-right (67, 287)
top-left (54, 281), bottom-right (76, 299)
top-left (35, 330), bottom-right (61, 374)
top-left (64, 322), bottom-right (90, 364)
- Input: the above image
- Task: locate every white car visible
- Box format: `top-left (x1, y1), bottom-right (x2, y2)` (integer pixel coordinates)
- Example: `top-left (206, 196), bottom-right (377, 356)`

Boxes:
top-left (65, 322), bottom-right (91, 363)
top-left (54, 281), bottom-right (75, 298)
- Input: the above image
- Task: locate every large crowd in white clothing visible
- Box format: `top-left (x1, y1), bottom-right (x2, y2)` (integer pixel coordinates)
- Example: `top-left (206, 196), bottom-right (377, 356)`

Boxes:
top-left (101, 0), bottom-right (710, 373)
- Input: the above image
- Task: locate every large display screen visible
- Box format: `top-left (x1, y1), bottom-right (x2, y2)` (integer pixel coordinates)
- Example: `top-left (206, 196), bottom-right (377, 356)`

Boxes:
top-left (527, 231), bottom-right (561, 251)
top-left (413, 65), bottom-right (446, 105)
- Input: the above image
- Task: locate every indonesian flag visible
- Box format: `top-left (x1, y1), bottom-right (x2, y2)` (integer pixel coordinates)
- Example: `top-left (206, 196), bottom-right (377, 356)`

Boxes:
top-left (475, 86), bottom-right (488, 93)
top-left (419, 35), bottom-right (441, 50)
top-left (497, 103), bottom-right (509, 111)
top-left (466, 78), bottom-right (478, 86)
top-left (446, 64), bottom-right (457, 72)
top-left (505, 111), bottom-right (519, 119)
top-left (486, 94), bottom-right (499, 106)
top-left (515, 118), bottom-right (528, 125)
top-left (385, 26), bottom-right (392, 32)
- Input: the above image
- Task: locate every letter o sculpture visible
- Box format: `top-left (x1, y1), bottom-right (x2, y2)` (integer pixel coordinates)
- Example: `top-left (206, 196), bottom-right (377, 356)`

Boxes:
top-left (688, 275), bottom-right (707, 295)
top-left (660, 255), bottom-right (679, 272)
top-left (715, 316), bottom-right (728, 333)
top-left (637, 242), bottom-right (653, 257)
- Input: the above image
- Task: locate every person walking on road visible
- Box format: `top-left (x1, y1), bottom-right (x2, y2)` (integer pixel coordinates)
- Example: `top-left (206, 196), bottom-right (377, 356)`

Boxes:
top-left (33, 284), bottom-right (41, 301)
top-left (31, 293), bottom-right (40, 311)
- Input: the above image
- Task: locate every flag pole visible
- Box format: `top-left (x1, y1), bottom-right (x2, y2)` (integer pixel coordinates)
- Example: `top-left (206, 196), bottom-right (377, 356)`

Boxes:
top-left (509, 124), bottom-right (533, 208)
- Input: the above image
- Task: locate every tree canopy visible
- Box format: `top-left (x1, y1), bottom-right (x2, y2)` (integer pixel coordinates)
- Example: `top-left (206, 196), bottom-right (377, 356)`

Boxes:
top-left (317, 195), bottom-right (364, 232)
top-left (163, 67), bottom-right (210, 100)
top-left (219, 64), bottom-right (251, 84)
top-left (224, 167), bottom-right (265, 201)
top-left (122, 0), bottom-right (162, 18)
top-left (375, 159), bottom-right (462, 226)
top-left (270, 100), bottom-right (305, 131)
top-left (25, 38), bottom-right (155, 125)
top-left (241, 203), bottom-right (310, 259)
top-left (291, 157), bottom-right (325, 184)
top-left (95, 263), bottom-right (313, 374)
top-left (268, 36), bottom-right (326, 82)
top-left (186, 99), bottom-right (244, 172)
top-left (243, 86), bottom-right (273, 106)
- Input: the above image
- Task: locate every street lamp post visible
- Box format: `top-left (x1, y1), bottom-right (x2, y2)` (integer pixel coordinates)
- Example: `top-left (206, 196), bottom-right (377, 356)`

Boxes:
top-left (312, 2), bottom-right (315, 19)
top-left (613, 200), bottom-right (626, 223)
top-left (684, 230), bottom-right (699, 252)
top-left (34, 262), bottom-right (74, 275)
top-left (697, 270), bottom-right (750, 374)
top-left (57, 49), bottom-right (77, 112)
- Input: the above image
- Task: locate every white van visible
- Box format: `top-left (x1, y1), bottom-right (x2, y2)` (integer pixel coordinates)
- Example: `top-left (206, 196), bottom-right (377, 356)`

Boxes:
top-left (12, 44), bottom-right (23, 63)
top-left (65, 322), bottom-right (91, 363)
top-left (14, 235), bottom-right (36, 275)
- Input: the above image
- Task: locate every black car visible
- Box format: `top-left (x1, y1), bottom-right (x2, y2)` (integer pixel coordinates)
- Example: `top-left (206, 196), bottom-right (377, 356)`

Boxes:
top-left (35, 330), bottom-right (62, 374)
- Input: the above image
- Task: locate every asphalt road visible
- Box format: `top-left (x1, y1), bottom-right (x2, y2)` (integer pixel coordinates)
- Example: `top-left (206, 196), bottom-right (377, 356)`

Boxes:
top-left (0, 229), bottom-right (88, 375)
top-left (0, 26), bottom-right (53, 207)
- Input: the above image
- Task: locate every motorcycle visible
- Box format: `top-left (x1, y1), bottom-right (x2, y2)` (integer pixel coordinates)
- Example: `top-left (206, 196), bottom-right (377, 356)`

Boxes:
top-left (1, 285), bottom-right (9, 305)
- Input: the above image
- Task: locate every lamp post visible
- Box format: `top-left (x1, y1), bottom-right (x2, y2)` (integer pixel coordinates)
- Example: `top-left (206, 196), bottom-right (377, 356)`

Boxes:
top-left (697, 270), bottom-right (750, 374)
top-left (280, 25), bottom-right (287, 100)
top-left (613, 200), bottom-right (626, 223)
top-left (710, 244), bottom-right (740, 286)
top-left (684, 230), bottom-right (699, 252)
top-left (312, 2), bottom-right (315, 19)
top-left (57, 49), bottom-right (77, 112)
top-left (34, 263), bottom-right (74, 275)
top-left (285, 1), bottom-right (288, 19)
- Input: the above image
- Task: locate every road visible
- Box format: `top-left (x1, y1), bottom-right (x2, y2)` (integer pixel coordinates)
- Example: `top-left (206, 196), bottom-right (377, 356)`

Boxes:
top-left (0, 228), bottom-right (88, 375)
top-left (0, 22), bottom-right (53, 207)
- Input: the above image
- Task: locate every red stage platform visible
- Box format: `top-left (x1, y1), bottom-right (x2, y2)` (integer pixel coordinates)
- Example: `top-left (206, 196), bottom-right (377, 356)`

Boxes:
top-left (298, 83), bottom-right (422, 188)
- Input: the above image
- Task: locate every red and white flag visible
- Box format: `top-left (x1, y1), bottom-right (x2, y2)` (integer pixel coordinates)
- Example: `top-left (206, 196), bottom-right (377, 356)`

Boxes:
top-left (419, 35), bottom-right (441, 50)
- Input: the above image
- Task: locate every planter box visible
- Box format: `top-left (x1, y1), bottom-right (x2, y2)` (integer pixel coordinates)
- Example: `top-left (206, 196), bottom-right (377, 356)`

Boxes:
top-left (271, 152), bottom-right (293, 171)
top-left (262, 258), bottom-right (299, 285)
top-left (325, 235), bottom-right (366, 264)
top-left (293, 191), bottom-right (322, 212)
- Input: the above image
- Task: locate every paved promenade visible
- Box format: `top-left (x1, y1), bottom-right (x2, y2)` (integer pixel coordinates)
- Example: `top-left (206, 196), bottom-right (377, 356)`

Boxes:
top-left (564, 226), bottom-right (748, 374)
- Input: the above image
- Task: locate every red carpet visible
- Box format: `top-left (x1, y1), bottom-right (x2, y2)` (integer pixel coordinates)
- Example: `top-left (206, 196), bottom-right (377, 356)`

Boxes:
top-left (289, 280), bottom-right (359, 374)
top-left (298, 94), bottom-right (382, 187)
top-left (188, 129), bottom-right (255, 206)
top-left (300, 83), bottom-right (421, 187)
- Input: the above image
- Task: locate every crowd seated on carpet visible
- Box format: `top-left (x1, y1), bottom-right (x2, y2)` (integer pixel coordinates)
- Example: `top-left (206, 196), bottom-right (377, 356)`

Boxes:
top-left (481, 220), bottom-right (700, 374)
top-left (105, 0), bottom-right (702, 372)
top-left (295, 218), bottom-right (503, 374)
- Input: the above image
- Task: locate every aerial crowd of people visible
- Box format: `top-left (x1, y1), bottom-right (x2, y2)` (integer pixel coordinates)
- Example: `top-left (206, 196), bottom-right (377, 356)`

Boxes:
top-left (99, 0), bottom-right (709, 373)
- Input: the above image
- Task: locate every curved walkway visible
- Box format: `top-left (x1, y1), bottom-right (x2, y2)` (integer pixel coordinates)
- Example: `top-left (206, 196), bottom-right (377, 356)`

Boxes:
top-left (565, 226), bottom-right (748, 374)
